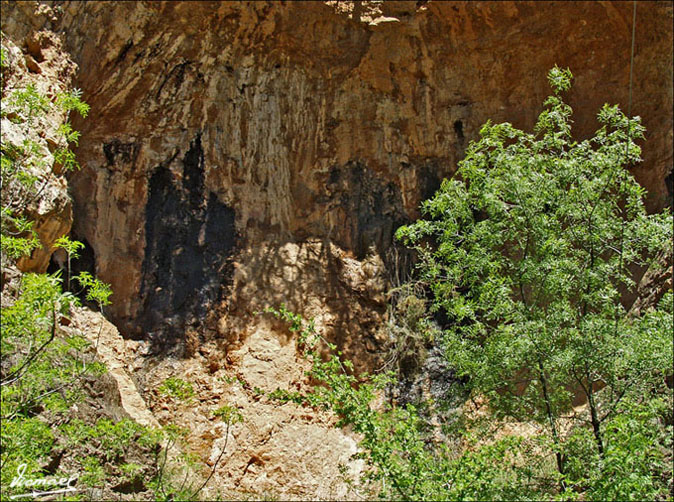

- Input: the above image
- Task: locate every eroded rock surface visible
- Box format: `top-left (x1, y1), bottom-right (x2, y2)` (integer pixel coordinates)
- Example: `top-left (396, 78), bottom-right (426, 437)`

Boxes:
top-left (5, 1), bottom-right (672, 355)
top-left (2, 1), bottom-right (672, 499)
top-left (0, 25), bottom-right (78, 272)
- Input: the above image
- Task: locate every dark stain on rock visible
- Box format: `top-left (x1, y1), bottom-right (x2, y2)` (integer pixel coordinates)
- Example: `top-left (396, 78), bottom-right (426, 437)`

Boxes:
top-left (326, 162), bottom-right (408, 260)
top-left (103, 139), bottom-right (140, 168)
top-left (453, 119), bottom-right (464, 141)
top-left (420, 163), bottom-right (442, 202)
top-left (140, 134), bottom-right (236, 350)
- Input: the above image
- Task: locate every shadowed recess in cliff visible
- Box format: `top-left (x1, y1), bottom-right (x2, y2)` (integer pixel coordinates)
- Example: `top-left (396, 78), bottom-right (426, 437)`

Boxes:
top-left (325, 162), bottom-right (408, 260)
top-left (139, 135), bottom-right (236, 350)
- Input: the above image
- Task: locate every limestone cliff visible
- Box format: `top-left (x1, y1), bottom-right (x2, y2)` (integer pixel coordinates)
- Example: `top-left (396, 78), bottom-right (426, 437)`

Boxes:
top-left (2, 1), bottom-right (672, 498)
top-left (4, 1), bottom-right (672, 357)
top-left (0, 25), bottom-right (77, 272)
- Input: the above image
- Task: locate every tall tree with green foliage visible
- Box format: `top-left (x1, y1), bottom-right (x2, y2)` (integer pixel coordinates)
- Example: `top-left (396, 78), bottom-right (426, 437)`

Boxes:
top-left (260, 67), bottom-right (673, 501)
top-left (396, 66), bottom-right (673, 486)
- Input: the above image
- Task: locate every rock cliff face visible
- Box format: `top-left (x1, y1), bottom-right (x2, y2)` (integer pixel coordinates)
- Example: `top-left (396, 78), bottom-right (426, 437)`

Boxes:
top-left (2, 1), bottom-right (672, 497)
top-left (4, 1), bottom-right (672, 357)
top-left (0, 26), bottom-right (77, 273)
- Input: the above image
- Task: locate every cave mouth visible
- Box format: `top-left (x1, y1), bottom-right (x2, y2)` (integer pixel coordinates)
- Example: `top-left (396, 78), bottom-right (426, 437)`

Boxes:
top-left (138, 134), bottom-right (237, 353)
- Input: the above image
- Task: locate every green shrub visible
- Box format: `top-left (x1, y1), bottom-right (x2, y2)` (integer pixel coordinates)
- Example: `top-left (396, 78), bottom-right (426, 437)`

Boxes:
top-left (212, 404), bottom-right (243, 425)
top-left (158, 377), bottom-right (195, 402)
top-left (59, 418), bottom-right (161, 463)
top-left (80, 456), bottom-right (105, 487)
top-left (562, 397), bottom-right (673, 501)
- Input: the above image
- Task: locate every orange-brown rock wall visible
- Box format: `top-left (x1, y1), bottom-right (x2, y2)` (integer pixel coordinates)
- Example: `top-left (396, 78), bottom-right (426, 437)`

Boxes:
top-left (3, 1), bottom-right (672, 359)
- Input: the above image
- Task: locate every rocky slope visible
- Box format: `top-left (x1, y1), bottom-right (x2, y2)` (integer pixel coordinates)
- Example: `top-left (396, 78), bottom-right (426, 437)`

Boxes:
top-left (2, 1), bottom-right (672, 499)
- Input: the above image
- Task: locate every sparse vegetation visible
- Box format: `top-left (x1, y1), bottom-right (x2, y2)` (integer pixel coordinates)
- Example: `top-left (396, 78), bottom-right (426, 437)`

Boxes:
top-left (158, 377), bottom-right (195, 402)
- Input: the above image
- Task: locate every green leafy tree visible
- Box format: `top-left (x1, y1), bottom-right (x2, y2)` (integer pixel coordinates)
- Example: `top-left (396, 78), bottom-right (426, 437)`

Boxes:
top-left (396, 66), bottom-right (673, 483)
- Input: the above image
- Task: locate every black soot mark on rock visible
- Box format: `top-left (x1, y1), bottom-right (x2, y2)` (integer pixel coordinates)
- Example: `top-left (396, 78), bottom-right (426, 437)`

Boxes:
top-left (453, 120), bottom-right (464, 142)
top-left (103, 139), bottom-right (140, 168)
top-left (140, 134), bottom-right (236, 350)
top-left (327, 162), bottom-right (408, 260)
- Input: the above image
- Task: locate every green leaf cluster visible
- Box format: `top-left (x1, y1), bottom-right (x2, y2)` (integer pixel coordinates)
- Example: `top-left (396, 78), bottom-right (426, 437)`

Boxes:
top-left (158, 377), bottom-right (195, 402)
top-left (59, 418), bottom-right (162, 463)
top-left (74, 271), bottom-right (113, 310)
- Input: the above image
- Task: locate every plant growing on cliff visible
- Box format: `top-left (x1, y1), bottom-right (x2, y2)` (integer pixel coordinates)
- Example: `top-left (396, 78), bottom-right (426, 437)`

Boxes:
top-left (267, 305), bottom-right (541, 500)
top-left (5, 83), bottom-right (50, 125)
top-left (74, 271), bottom-right (113, 312)
top-left (0, 68), bottom-right (89, 265)
top-left (53, 88), bottom-right (89, 173)
top-left (53, 235), bottom-right (84, 289)
top-left (396, 66), bottom-right (673, 496)
top-left (158, 376), bottom-right (195, 403)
